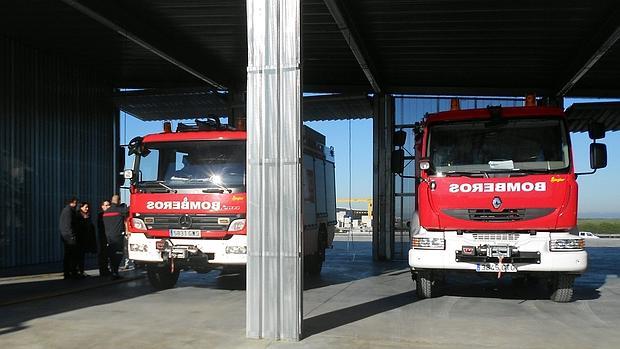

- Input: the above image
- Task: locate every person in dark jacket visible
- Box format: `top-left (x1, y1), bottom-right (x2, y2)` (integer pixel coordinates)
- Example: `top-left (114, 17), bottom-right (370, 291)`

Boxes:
top-left (103, 195), bottom-right (128, 279)
top-left (59, 197), bottom-right (79, 279)
top-left (96, 200), bottom-right (111, 276)
top-left (75, 202), bottom-right (97, 277)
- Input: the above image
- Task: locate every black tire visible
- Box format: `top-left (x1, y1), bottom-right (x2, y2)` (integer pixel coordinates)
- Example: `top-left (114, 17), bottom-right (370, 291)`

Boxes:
top-left (221, 265), bottom-right (246, 275)
top-left (415, 270), bottom-right (434, 299)
top-left (306, 229), bottom-right (327, 276)
top-left (147, 265), bottom-right (180, 290)
top-left (549, 274), bottom-right (575, 303)
top-left (305, 253), bottom-right (323, 275)
top-left (512, 276), bottom-right (526, 287)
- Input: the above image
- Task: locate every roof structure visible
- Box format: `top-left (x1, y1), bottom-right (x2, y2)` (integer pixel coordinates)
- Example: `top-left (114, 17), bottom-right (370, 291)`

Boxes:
top-left (114, 90), bottom-right (373, 122)
top-left (565, 101), bottom-right (620, 132)
top-left (2, 0), bottom-right (620, 98)
top-left (3, 1), bottom-right (620, 128)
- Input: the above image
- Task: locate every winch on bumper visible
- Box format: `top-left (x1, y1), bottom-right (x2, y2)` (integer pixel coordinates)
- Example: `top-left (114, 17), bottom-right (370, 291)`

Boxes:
top-left (455, 245), bottom-right (541, 264)
top-left (409, 229), bottom-right (587, 273)
top-left (128, 233), bottom-right (248, 266)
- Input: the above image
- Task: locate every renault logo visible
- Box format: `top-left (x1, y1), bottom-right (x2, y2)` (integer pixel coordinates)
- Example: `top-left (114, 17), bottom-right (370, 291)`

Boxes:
top-left (492, 196), bottom-right (502, 210)
top-left (179, 214), bottom-right (192, 228)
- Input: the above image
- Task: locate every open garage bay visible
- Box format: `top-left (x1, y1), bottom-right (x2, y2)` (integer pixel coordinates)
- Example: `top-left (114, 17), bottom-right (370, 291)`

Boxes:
top-left (1, 238), bottom-right (619, 348)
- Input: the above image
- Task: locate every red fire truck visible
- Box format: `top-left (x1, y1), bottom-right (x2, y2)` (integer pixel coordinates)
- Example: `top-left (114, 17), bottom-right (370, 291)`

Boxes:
top-left (124, 118), bottom-right (336, 289)
top-left (393, 97), bottom-right (607, 302)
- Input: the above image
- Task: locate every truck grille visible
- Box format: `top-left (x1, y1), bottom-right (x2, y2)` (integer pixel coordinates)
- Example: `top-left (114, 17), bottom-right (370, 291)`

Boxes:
top-left (141, 214), bottom-right (241, 231)
top-left (443, 208), bottom-right (553, 222)
top-left (470, 233), bottom-right (521, 242)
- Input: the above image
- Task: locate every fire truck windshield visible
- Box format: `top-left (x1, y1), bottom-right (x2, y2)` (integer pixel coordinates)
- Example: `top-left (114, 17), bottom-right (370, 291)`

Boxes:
top-left (135, 140), bottom-right (246, 191)
top-left (427, 118), bottom-right (570, 175)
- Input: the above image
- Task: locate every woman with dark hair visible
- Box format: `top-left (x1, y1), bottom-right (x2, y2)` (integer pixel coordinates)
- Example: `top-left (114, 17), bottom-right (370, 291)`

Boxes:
top-left (75, 202), bottom-right (97, 277)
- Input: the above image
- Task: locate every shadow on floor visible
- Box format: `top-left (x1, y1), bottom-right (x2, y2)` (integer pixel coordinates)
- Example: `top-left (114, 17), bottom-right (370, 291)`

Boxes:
top-left (0, 275), bottom-right (153, 336)
top-left (303, 290), bottom-right (416, 338)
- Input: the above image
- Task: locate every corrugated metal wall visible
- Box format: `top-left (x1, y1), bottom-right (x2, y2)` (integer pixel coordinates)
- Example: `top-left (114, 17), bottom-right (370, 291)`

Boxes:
top-left (0, 35), bottom-right (115, 269)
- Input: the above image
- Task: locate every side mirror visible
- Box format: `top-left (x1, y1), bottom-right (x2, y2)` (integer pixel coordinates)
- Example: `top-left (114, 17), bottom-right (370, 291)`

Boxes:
top-left (127, 136), bottom-right (143, 156)
top-left (117, 146), bottom-right (126, 184)
top-left (588, 122), bottom-right (605, 140)
top-left (393, 130), bottom-right (407, 148)
top-left (590, 143), bottom-right (607, 169)
top-left (391, 149), bottom-right (405, 174)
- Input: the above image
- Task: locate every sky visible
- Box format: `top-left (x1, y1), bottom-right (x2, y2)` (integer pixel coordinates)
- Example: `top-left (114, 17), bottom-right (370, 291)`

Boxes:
top-left (121, 97), bottom-right (620, 218)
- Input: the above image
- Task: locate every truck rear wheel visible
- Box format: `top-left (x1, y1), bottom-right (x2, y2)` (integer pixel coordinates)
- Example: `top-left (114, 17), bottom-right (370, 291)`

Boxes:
top-left (306, 229), bottom-right (327, 276)
top-left (305, 253), bottom-right (323, 275)
top-left (415, 270), bottom-right (435, 299)
top-left (549, 274), bottom-right (575, 303)
top-left (147, 265), bottom-right (180, 290)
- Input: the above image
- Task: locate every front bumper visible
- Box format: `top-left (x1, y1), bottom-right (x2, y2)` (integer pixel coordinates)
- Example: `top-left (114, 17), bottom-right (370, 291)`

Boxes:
top-left (128, 233), bottom-right (247, 265)
top-left (409, 229), bottom-right (587, 274)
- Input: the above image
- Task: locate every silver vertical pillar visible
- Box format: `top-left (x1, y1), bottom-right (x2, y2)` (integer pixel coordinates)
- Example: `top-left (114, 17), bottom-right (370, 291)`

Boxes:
top-left (246, 0), bottom-right (303, 341)
top-left (372, 93), bottom-right (394, 260)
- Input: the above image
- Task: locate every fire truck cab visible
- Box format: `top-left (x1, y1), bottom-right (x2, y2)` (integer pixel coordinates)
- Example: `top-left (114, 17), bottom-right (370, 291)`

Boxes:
top-left (393, 98), bottom-right (607, 302)
top-left (124, 118), bottom-right (336, 289)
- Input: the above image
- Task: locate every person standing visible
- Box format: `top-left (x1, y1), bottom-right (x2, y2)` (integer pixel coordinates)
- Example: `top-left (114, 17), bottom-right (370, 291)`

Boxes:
top-left (103, 195), bottom-right (128, 279)
top-left (76, 202), bottom-right (97, 277)
top-left (59, 197), bottom-right (79, 279)
top-left (97, 200), bottom-right (112, 276)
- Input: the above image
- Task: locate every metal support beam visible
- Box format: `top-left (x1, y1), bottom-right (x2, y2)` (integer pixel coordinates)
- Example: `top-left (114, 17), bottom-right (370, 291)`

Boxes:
top-left (59, 0), bottom-right (228, 90)
top-left (372, 94), bottom-right (394, 260)
top-left (323, 0), bottom-right (381, 93)
top-left (555, 6), bottom-right (620, 97)
top-left (246, 0), bottom-right (303, 341)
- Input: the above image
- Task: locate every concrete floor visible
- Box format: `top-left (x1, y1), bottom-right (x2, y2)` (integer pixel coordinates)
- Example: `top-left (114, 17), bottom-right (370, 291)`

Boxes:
top-left (1, 238), bottom-right (619, 348)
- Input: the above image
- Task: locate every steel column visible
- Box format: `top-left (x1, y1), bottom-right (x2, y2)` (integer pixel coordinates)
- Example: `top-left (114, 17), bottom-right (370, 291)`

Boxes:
top-left (372, 94), bottom-right (394, 260)
top-left (246, 0), bottom-right (303, 341)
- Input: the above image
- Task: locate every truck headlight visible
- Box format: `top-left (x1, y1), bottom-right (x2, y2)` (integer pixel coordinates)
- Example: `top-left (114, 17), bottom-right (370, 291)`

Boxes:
top-left (225, 246), bottom-right (247, 254)
top-left (550, 238), bottom-right (585, 251)
top-left (412, 237), bottom-right (445, 250)
top-left (228, 219), bottom-right (246, 232)
top-left (132, 218), bottom-right (147, 231)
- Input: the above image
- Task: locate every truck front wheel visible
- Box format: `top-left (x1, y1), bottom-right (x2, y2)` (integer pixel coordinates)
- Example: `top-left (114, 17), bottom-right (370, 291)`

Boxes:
top-left (415, 270), bottom-right (435, 299)
top-left (306, 229), bottom-right (327, 276)
top-left (549, 274), bottom-right (575, 303)
top-left (147, 265), bottom-right (180, 290)
top-left (305, 252), bottom-right (323, 275)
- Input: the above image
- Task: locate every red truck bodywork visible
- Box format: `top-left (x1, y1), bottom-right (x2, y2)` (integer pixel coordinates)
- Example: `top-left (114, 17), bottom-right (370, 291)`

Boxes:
top-left (417, 106), bottom-right (577, 232)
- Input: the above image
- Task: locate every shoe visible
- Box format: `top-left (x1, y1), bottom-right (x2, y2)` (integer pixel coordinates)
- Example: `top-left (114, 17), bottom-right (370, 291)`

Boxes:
top-left (110, 274), bottom-right (124, 280)
top-left (120, 259), bottom-right (135, 271)
top-left (100, 270), bottom-right (112, 277)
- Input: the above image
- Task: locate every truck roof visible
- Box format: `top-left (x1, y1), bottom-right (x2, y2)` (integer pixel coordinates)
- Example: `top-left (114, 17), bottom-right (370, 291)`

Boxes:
top-left (143, 130), bottom-right (247, 143)
top-left (426, 106), bottom-right (565, 124)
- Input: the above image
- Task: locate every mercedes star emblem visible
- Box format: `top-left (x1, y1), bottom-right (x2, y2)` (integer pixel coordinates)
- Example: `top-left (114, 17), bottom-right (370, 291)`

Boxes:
top-left (179, 214), bottom-right (192, 228)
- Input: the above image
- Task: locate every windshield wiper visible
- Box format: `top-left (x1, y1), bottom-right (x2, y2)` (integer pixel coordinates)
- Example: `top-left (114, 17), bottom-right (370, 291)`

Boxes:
top-left (168, 175), bottom-right (233, 193)
top-left (443, 170), bottom-right (487, 178)
top-left (170, 176), bottom-right (190, 181)
top-left (140, 181), bottom-right (177, 193)
top-left (485, 168), bottom-right (550, 176)
top-left (206, 179), bottom-right (232, 194)
top-left (513, 168), bottom-right (552, 174)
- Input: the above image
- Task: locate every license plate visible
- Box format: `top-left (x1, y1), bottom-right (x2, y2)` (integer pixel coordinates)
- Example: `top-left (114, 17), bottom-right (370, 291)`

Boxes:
top-left (476, 263), bottom-right (517, 273)
top-left (169, 229), bottom-right (201, 238)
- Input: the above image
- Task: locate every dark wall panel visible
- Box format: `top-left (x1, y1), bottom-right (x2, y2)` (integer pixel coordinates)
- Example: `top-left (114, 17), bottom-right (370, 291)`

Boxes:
top-left (0, 35), bottom-right (115, 269)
